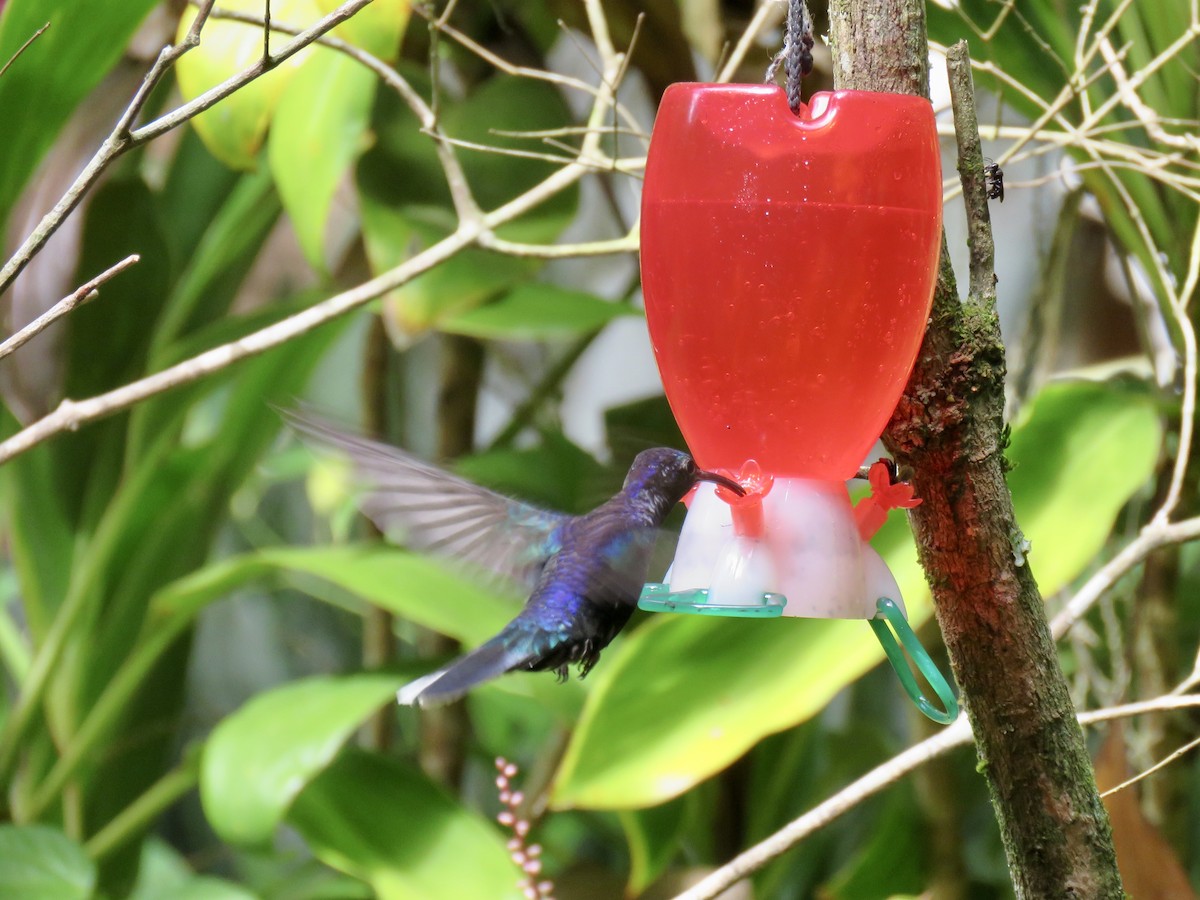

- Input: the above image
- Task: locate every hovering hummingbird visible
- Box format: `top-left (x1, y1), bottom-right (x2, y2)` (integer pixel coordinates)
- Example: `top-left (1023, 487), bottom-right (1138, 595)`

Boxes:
top-left (287, 413), bottom-right (745, 707)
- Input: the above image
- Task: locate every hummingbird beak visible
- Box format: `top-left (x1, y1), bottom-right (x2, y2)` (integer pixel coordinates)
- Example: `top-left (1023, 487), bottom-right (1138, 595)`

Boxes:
top-left (697, 469), bottom-right (746, 496)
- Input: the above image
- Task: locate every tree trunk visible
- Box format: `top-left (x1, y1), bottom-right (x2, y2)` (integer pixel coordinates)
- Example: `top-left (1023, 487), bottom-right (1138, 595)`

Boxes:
top-left (826, 1), bottom-right (1124, 896)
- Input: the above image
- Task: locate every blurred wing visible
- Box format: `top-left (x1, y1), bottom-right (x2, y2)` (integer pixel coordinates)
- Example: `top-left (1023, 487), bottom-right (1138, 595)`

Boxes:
top-left (285, 411), bottom-right (569, 591)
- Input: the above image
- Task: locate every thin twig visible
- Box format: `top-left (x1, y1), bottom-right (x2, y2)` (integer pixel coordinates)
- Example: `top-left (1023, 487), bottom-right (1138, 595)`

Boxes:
top-left (671, 693), bottom-right (1200, 900)
top-left (1051, 515), bottom-right (1200, 638)
top-left (414, 7), bottom-right (645, 139)
top-left (0, 0), bottom-right (374, 299)
top-left (947, 42), bottom-right (997, 308)
top-left (476, 232), bottom-right (639, 259)
top-left (1099, 733), bottom-right (1200, 799)
top-left (718, 0), bottom-right (784, 83)
top-left (0, 21), bottom-right (49, 80)
top-left (0, 255), bottom-right (139, 362)
top-left (203, 3), bottom-right (482, 225)
top-left (0, 24), bottom-right (632, 792)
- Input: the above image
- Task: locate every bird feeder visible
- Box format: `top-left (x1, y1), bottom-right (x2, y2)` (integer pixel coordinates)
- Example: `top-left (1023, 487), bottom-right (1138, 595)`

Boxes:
top-left (637, 84), bottom-right (957, 723)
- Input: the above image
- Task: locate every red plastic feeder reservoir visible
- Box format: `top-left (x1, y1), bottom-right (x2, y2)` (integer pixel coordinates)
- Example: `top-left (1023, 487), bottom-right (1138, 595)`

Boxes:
top-left (640, 85), bottom-right (942, 481)
top-left (636, 84), bottom-right (955, 722)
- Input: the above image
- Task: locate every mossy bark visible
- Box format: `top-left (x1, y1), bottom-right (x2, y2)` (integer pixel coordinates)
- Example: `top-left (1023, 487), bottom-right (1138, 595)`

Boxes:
top-left (826, 2), bottom-right (1124, 896)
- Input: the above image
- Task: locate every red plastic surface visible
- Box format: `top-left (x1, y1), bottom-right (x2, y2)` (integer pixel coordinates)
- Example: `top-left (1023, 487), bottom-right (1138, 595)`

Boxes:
top-left (641, 85), bottom-right (942, 480)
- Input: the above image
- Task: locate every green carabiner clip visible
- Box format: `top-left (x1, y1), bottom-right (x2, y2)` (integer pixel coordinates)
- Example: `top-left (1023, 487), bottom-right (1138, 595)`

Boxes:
top-left (868, 597), bottom-right (959, 724)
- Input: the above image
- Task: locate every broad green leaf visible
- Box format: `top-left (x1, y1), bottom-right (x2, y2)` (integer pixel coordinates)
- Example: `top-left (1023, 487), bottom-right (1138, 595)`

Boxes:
top-left (443, 76), bottom-right (577, 243)
top-left (551, 378), bottom-right (1162, 809)
top-left (619, 798), bottom-right (688, 895)
top-left (152, 545), bottom-right (516, 646)
top-left (456, 431), bottom-right (613, 514)
top-left (148, 167), bottom-right (281, 368)
top-left (175, 0), bottom-right (321, 170)
top-left (0, 0), bottom-right (159, 234)
top-left (0, 825), bottom-right (95, 900)
top-left (1005, 379), bottom-right (1162, 594)
top-left (314, 0), bottom-right (410, 60)
top-left (383, 246), bottom-right (535, 341)
top-left (269, 49), bottom-right (375, 272)
top-left (439, 284), bottom-right (640, 341)
top-left (551, 615), bottom-right (896, 810)
top-left (202, 673), bottom-right (403, 846)
top-left (1, 437), bottom-right (74, 640)
top-left (821, 784), bottom-right (925, 899)
top-left (288, 750), bottom-right (522, 900)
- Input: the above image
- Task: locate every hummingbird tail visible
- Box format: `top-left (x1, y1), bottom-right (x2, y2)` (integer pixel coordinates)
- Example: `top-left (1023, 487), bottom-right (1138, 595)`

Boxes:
top-left (397, 635), bottom-right (535, 707)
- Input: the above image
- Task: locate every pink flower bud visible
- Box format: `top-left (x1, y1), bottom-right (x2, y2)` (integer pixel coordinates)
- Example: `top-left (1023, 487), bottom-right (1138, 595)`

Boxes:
top-left (497, 811), bottom-right (515, 826)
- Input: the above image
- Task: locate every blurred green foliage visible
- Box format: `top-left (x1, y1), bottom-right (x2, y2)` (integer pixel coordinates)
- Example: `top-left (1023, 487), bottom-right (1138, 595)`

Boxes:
top-left (0, 1), bottom-right (1191, 898)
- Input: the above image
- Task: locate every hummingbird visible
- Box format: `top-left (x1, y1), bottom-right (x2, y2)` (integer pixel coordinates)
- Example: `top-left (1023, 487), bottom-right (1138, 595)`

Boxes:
top-left (286, 412), bottom-right (744, 707)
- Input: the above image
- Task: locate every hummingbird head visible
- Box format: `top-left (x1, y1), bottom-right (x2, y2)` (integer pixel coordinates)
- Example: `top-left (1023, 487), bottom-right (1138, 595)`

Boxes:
top-left (623, 448), bottom-right (746, 509)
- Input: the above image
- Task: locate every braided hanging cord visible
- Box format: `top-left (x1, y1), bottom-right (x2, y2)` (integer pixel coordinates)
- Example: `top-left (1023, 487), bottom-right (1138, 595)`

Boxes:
top-left (764, 0), bottom-right (814, 114)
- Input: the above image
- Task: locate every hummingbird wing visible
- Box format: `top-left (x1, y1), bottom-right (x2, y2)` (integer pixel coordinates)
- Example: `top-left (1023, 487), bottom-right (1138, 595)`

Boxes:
top-left (284, 411), bottom-right (569, 591)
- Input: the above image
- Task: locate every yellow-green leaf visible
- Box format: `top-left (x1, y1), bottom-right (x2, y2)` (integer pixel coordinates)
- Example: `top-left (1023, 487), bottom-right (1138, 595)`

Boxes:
top-left (175, 0), bottom-right (321, 170)
top-left (202, 674), bottom-right (403, 846)
top-left (550, 378), bottom-right (1162, 809)
top-left (289, 750), bottom-right (523, 900)
top-left (314, 0), bottom-right (410, 60)
top-left (269, 49), bottom-right (376, 271)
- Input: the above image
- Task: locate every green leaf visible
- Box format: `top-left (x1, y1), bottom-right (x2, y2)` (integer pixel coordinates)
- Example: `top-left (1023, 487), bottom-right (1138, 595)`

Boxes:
top-left (382, 244), bottom-right (535, 341)
top-left (0, 825), bottom-right (95, 900)
top-left (269, 49), bottom-right (376, 272)
top-left (174, 0), bottom-right (322, 170)
top-left (0, 0), bottom-right (160, 234)
top-left (456, 431), bottom-right (612, 514)
top-left (619, 798), bottom-right (688, 895)
top-left (821, 784), bottom-right (925, 899)
top-left (152, 545), bottom-right (517, 646)
top-left (550, 378), bottom-right (1162, 809)
top-left (442, 75), bottom-right (578, 242)
top-left (1006, 378), bottom-right (1162, 594)
top-left (439, 284), bottom-right (640, 341)
top-left (148, 167), bottom-right (282, 368)
top-left (313, 0), bottom-right (410, 60)
top-left (551, 615), bottom-right (890, 810)
top-left (288, 750), bottom-right (522, 900)
top-left (202, 673), bottom-right (404, 846)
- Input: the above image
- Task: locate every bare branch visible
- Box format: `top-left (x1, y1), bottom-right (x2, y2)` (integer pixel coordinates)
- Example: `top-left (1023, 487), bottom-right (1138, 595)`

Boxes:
top-left (0, 21), bottom-right (49, 80)
top-left (203, 2), bottom-right (483, 225)
top-left (0, 0), bottom-right (375, 299)
top-left (0, 255), bottom-right (139, 362)
top-left (0, 31), bottom-right (632, 470)
top-left (947, 42), bottom-right (997, 308)
top-left (477, 232), bottom-right (639, 259)
top-left (718, 0), bottom-right (784, 83)
top-left (1100, 734), bottom-right (1200, 799)
top-left (1051, 516), bottom-right (1200, 638)
top-left (671, 719), bottom-right (974, 900)
top-left (672, 693), bottom-right (1200, 900)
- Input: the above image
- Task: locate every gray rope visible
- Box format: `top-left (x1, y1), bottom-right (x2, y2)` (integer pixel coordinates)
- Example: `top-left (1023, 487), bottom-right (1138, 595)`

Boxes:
top-left (764, 0), bottom-right (814, 115)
